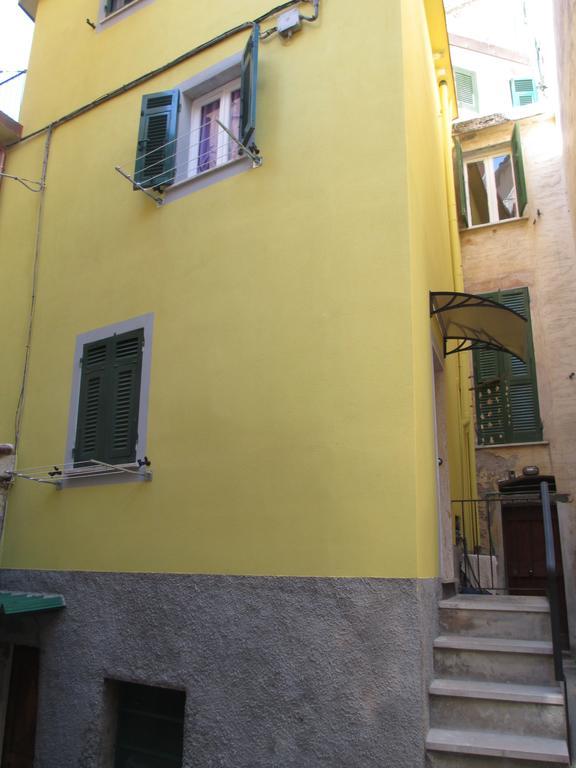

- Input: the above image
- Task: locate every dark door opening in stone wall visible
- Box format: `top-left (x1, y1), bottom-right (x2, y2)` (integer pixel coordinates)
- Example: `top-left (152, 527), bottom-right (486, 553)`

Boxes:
top-left (502, 503), bottom-right (569, 647)
top-left (1, 645), bottom-right (40, 768)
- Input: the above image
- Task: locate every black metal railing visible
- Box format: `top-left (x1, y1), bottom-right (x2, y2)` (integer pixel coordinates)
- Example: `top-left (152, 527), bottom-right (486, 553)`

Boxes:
top-left (452, 497), bottom-right (499, 592)
top-left (541, 481), bottom-right (572, 762)
top-left (452, 485), bottom-right (572, 761)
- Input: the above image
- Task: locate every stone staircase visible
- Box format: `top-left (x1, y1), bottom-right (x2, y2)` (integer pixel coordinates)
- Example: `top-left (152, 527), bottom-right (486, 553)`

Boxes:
top-left (426, 594), bottom-right (570, 767)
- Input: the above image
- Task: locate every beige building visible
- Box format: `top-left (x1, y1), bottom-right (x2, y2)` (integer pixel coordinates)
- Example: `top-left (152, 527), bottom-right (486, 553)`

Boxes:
top-left (448, 1), bottom-right (576, 650)
top-left (553, 0), bottom-right (576, 239)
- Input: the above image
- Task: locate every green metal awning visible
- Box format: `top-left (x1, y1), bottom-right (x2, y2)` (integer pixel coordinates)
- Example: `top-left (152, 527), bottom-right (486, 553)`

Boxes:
top-left (0, 591), bottom-right (65, 615)
top-left (430, 291), bottom-right (528, 361)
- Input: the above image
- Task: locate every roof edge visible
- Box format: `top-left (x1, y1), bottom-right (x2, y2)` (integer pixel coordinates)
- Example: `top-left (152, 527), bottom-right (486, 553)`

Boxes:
top-left (18, 0), bottom-right (38, 21)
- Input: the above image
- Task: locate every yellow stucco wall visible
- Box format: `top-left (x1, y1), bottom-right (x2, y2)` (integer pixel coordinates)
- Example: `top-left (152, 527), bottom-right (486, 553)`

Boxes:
top-left (0, 0), bottom-right (470, 576)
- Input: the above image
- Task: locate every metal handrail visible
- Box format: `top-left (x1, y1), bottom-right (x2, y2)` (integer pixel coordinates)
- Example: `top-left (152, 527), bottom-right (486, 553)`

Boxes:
top-left (541, 481), bottom-right (572, 762)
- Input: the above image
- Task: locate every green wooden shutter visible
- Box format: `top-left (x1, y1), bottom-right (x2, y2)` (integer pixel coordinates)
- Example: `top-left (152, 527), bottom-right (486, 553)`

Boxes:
top-left (134, 91), bottom-right (180, 189)
top-left (240, 24), bottom-right (260, 147)
top-left (473, 291), bottom-right (506, 445)
top-left (454, 68), bottom-right (478, 112)
top-left (106, 330), bottom-right (143, 464)
top-left (511, 123), bottom-right (528, 215)
top-left (510, 78), bottom-right (538, 107)
top-left (499, 288), bottom-right (542, 442)
top-left (74, 330), bottom-right (143, 466)
top-left (472, 288), bottom-right (541, 445)
top-left (453, 139), bottom-right (469, 228)
top-left (74, 339), bottom-right (112, 464)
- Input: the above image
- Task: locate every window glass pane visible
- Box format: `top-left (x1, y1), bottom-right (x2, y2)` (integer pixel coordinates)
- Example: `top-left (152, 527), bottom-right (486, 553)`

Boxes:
top-left (467, 160), bottom-right (490, 225)
top-left (197, 99), bottom-right (221, 173)
top-left (114, 683), bottom-right (185, 768)
top-left (493, 154), bottom-right (518, 220)
top-left (229, 89), bottom-right (242, 160)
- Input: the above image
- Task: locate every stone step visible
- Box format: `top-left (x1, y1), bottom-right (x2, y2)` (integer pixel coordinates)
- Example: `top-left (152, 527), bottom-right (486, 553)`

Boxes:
top-left (434, 636), bottom-right (555, 685)
top-left (430, 679), bottom-right (566, 739)
top-left (426, 728), bottom-right (569, 765)
top-left (439, 595), bottom-right (552, 641)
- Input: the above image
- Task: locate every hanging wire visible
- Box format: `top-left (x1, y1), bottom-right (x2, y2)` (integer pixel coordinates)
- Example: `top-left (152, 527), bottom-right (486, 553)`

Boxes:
top-left (115, 118), bottom-right (255, 192)
top-left (0, 172), bottom-right (43, 192)
top-left (0, 70), bottom-right (27, 88)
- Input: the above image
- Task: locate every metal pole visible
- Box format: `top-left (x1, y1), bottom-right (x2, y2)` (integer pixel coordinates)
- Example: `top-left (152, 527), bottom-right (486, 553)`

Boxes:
top-left (541, 481), bottom-right (563, 682)
top-left (487, 498), bottom-right (495, 591)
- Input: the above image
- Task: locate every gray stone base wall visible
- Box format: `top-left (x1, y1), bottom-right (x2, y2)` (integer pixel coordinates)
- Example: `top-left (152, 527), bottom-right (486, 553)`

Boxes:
top-left (0, 571), bottom-right (440, 768)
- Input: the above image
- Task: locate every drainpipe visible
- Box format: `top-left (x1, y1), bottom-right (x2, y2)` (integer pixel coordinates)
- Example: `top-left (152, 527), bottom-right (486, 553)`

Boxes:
top-left (438, 79), bottom-right (474, 501)
top-left (439, 80), bottom-right (463, 293)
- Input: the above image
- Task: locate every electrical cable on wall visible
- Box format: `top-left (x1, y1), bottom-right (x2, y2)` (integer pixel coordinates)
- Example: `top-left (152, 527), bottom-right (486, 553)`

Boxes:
top-left (13, 125), bottom-right (53, 453)
top-left (10, 0), bottom-right (319, 147)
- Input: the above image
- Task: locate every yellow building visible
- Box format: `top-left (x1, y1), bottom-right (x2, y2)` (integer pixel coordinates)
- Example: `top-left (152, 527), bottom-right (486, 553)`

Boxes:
top-left (0, 0), bottom-right (483, 764)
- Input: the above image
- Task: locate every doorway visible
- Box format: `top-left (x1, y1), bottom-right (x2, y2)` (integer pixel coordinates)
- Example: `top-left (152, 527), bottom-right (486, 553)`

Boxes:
top-left (501, 482), bottom-right (569, 646)
top-left (1, 645), bottom-right (40, 768)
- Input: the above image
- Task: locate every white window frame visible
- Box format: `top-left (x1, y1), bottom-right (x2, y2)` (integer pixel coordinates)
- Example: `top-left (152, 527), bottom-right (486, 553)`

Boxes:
top-left (164, 54), bottom-right (252, 204)
top-left (188, 78), bottom-right (242, 178)
top-left (97, 0), bottom-right (156, 30)
top-left (464, 146), bottom-right (519, 227)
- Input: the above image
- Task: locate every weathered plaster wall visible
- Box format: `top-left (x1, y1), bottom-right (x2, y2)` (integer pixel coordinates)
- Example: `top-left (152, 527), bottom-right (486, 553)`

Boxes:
top-left (0, 571), bottom-right (439, 768)
top-left (458, 113), bottom-right (576, 645)
top-left (554, 0), bottom-right (576, 242)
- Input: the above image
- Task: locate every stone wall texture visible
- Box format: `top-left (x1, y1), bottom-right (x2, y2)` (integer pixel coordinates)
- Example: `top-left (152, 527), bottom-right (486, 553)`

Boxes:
top-left (554, 0), bottom-right (576, 243)
top-left (0, 571), bottom-right (439, 768)
top-left (459, 113), bottom-right (576, 645)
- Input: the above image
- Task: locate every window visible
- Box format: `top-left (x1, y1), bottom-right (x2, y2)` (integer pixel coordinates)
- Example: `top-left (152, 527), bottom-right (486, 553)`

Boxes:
top-left (112, 682), bottom-right (185, 768)
top-left (104, 0), bottom-right (132, 14)
top-left (473, 288), bottom-right (542, 445)
top-left (454, 68), bottom-right (479, 113)
top-left (454, 124), bottom-right (528, 228)
top-left (134, 26), bottom-right (259, 192)
top-left (510, 78), bottom-right (539, 107)
top-left (66, 314), bottom-right (153, 470)
top-left (74, 330), bottom-right (143, 466)
top-left (190, 80), bottom-right (241, 176)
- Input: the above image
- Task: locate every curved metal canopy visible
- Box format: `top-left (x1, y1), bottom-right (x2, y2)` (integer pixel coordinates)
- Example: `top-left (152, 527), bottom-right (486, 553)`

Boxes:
top-left (430, 292), bottom-right (528, 361)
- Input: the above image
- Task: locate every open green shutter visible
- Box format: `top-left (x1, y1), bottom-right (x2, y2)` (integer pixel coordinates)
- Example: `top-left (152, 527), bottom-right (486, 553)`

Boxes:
top-left (473, 293), bottom-right (506, 444)
top-left (511, 123), bottom-right (528, 215)
top-left (74, 339), bottom-right (112, 465)
top-left (499, 289), bottom-right (542, 442)
top-left (134, 91), bottom-right (180, 189)
top-left (454, 68), bottom-right (478, 112)
top-left (240, 24), bottom-right (259, 148)
top-left (105, 330), bottom-right (143, 464)
top-left (473, 289), bottom-right (541, 445)
top-left (510, 78), bottom-right (538, 107)
top-left (453, 139), bottom-right (469, 228)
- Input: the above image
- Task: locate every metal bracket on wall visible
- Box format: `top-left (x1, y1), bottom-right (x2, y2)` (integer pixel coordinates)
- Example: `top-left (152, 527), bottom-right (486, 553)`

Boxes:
top-left (0, 172), bottom-right (44, 192)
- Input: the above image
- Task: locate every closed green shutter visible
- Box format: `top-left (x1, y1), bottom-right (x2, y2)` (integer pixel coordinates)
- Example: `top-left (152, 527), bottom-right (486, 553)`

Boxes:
top-left (453, 139), bottom-right (469, 228)
top-left (454, 68), bottom-right (478, 112)
top-left (106, 331), bottom-right (143, 464)
top-left (134, 91), bottom-right (180, 189)
top-left (499, 289), bottom-right (542, 443)
top-left (74, 330), bottom-right (143, 466)
top-left (473, 288), bottom-right (542, 445)
top-left (74, 339), bottom-right (111, 464)
top-left (240, 24), bottom-right (260, 147)
top-left (511, 123), bottom-right (528, 215)
top-left (510, 78), bottom-right (538, 107)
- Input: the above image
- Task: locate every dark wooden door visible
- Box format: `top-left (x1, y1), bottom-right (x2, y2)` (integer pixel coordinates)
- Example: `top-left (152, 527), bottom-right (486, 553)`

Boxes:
top-left (502, 504), bottom-right (568, 644)
top-left (1, 646), bottom-right (40, 768)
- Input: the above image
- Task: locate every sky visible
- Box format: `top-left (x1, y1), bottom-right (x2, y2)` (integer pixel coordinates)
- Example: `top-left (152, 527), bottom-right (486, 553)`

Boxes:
top-left (0, 0), bottom-right (34, 120)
